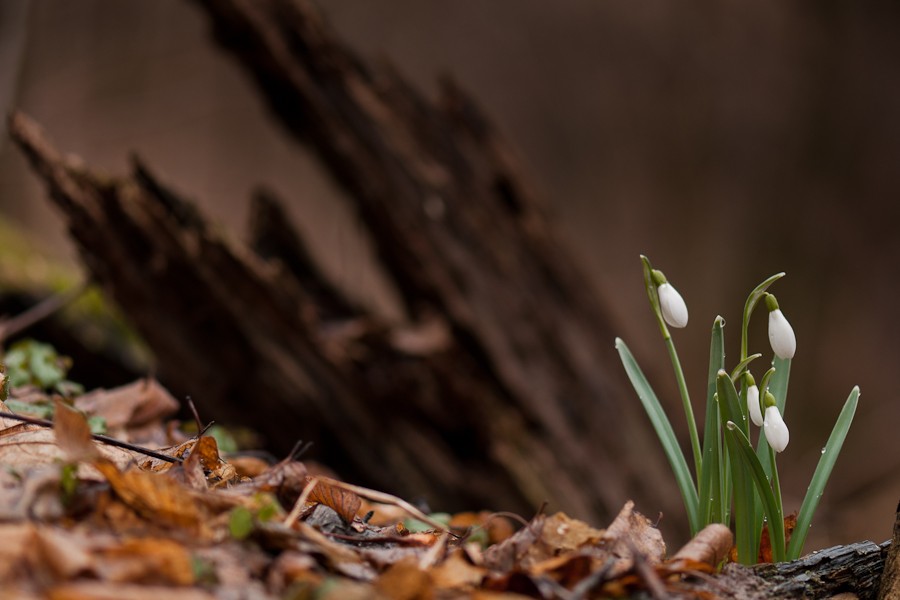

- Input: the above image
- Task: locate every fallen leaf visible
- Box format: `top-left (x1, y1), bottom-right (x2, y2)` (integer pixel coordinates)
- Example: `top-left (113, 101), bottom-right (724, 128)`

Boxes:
top-left (307, 478), bottom-right (362, 523)
top-left (430, 550), bottom-right (487, 590)
top-left (602, 501), bottom-right (666, 563)
top-left (47, 582), bottom-right (214, 600)
top-left (540, 512), bottom-right (605, 554)
top-left (0, 523), bottom-right (36, 581)
top-left (93, 458), bottom-right (205, 532)
top-left (482, 515), bottom-right (544, 572)
top-left (34, 526), bottom-right (93, 580)
top-left (672, 523), bottom-right (732, 567)
top-left (94, 538), bottom-right (194, 585)
top-left (374, 558), bottom-right (431, 600)
top-left (74, 378), bottom-right (179, 431)
top-left (53, 399), bottom-right (98, 463)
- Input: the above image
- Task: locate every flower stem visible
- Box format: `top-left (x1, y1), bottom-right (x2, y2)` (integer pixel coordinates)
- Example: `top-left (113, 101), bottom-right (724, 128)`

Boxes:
top-left (665, 335), bottom-right (702, 484)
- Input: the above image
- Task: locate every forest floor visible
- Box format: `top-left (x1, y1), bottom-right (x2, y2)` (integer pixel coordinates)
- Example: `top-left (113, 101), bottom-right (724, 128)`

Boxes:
top-left (0, 352), bottom-right (893, 599)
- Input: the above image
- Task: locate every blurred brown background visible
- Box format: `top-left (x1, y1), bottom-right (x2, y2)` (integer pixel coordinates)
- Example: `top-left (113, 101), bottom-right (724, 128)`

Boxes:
top-left (1, 0), bottom-right (898, 550)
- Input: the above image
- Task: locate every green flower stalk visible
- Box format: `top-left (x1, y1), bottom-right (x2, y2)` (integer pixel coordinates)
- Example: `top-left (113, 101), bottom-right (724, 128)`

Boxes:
top-left (640, 256), bottom-right (702, 485)
top-left (616, 255), bottom-right (859, 564)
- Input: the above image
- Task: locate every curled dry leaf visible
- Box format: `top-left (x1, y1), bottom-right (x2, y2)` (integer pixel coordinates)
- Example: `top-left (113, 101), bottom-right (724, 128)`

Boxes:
top-left (672, 523), bottom-right (733, 567)
top-left (602, 500), bottom-right (666, 564)
top-left (307, 477), bottom-right (363, 524)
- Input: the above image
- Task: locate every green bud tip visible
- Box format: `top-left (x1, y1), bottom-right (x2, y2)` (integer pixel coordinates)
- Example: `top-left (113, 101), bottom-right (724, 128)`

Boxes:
top-left (743, 371), bottom-right (756, 386)
top-left (764, 293), bottom-right (780, 312)
top-left (763, 390), bottom-right (777, 408)
top-left (651, 269), bottom-right (667, 287)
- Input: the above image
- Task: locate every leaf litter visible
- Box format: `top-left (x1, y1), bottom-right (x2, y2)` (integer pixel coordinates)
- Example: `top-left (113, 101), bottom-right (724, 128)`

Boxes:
top-left (0, 374), bottom-right (735, 599)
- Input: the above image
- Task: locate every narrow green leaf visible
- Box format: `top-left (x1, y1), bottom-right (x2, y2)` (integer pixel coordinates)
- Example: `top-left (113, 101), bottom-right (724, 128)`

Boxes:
top-left (717, 372), bottom-right (757, 563)
top-left (730, 353), bottom-right (763, 383)
top-left (616, 338), bottom-right (699, 534)
top-left (699, 317), bottom-right (725, 527)
top-left (725, 421), bottom-right (786, 563)
top-left (786, 387), bottom-right (859, 560)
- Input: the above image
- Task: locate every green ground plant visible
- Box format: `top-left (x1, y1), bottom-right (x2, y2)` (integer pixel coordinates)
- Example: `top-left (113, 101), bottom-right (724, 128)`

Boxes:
top-left (616, 255), bottom-right (859, 564)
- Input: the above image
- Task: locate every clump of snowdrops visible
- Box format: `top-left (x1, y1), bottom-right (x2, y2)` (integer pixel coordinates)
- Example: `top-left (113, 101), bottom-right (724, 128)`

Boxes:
top-left (616, 255), bottom-right (859, 564)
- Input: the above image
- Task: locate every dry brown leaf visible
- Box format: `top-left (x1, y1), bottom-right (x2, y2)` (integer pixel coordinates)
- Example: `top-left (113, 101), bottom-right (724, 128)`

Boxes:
top-left (93, 458), bottom-right (204, 531)
top-left (430, 550), bottom-right (487, 591)
top-left (0, 424), bottom-right (134, 475)
top-left (34, 526), bottom-right (93, 580)
top-left (267, 550), bottom-right (323, 591)
top-left (240, 459), bottom-right (308, 506)
top-left (94, 538), bottom-right (194, 585)
top-left (53, 399), bottom-right (99, 463)
top-left (47, 582), bottom-right (214, 600)
top-left (449, 512), bottom-right (516, 545)
top-left (228, 455), bottom-right (270, 479)
top-left (0, 523), bottom-right (36, 582)
top-left (374, 558), bottom-right (432, 600)
top-left (307, 477), bottom-right (362, 523)
top-left (540, 512), bottom-right (605, 553)
top-left (74, 378), bottom-right (179, 431)
top-left (672, 523), bottom-right (732, 567)
top-left (481, 515), bottom-right (544, 572)
top-left (602, 500), bottom-right (666, 563)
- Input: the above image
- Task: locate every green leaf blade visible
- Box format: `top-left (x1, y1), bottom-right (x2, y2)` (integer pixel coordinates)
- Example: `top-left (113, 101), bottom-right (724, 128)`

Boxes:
top-left (786, 386), bottom-right (859, 560)
top-left (616, 338), bottom-right (699, 534)
top-left (725, 421), bottom-right (786, 563)
top-left (699, 317), bottom-right (725, 527)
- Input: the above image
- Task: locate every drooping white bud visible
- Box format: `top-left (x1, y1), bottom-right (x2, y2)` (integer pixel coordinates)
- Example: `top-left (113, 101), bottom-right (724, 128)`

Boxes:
top-left (657, 282), bottom-right (689, 328)
top-left (746, 383), bottom-right (763, 427)
top-left (766, 294), bottom-right (796, 359)
top-left (763, 405), bottom-right (790, 453)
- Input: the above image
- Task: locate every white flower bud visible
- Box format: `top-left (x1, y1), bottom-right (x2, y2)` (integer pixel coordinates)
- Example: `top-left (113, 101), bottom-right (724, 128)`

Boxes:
top-left (657, 282), bottom-right (688, 328)
top-left (763, 405), bottom-right (790, 453)
top-left (747, 384), bottom-right (763, 427)
top-left (768, 309), bottom-right (796, 359)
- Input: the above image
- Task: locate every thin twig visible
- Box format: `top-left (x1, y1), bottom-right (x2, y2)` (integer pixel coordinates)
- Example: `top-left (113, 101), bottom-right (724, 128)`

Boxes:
top-left (0, 410), bottom-right (183, 464)
top-left (0, 285), bottom-right (87, 343)
top-left (283, 475), bottom-right (320, 529)
top-left (630, 540), bottom-right (668, 600)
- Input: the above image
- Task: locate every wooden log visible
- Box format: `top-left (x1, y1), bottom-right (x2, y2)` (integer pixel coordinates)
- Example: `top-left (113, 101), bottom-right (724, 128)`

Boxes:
top-left (749, 540), bottom-right (890, 599)
top-left (8, 0), bottom-right (680, 528)
top-left (878, 501), bottom-right (900, 599)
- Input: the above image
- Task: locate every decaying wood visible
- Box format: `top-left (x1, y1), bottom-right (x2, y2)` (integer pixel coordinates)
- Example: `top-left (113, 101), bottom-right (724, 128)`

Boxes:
top-left (748, 539), bottom-right (891, 599)
top-left (878, 502), bottom-right (900, 599)
top-left (7, 0), bottom-right (678, 528)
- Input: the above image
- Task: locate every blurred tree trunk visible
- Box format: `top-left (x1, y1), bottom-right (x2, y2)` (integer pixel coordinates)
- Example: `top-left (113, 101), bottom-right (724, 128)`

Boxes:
top-left (8, 0), bottom-right (680, 530)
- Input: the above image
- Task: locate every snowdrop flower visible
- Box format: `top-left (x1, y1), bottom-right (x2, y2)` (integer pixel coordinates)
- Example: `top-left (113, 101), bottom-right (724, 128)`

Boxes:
top-left (766, 293), bottom-right (796, 359)
top-left (745, 373), bottom-right (763, 427)
top-left (763, 392), bottom-right (789, 452)
top-left (653, 270), bottom-right (689, 328)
